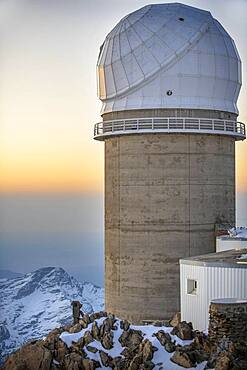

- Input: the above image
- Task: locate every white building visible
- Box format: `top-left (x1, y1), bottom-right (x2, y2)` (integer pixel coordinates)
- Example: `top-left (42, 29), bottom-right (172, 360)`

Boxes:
top-left (180, 249), bottom-right (247, 331)
top-left (216, 227), bottom-right (247, 252)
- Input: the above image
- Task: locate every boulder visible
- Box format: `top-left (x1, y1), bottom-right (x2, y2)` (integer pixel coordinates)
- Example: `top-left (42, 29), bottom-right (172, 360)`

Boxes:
top-left (84, 330), bottom-right (94, 345)
top-left (100, 314), bottom-right (116, 337)
top-left (153, 330), bottom-right (176, 352)
top-left (101, 331), bottom-right (114, 350)
top-left (2, 341), bottom-right (52, 370)
top-left (128, 353), bottom-right (143, 370)
top-left (69, 323), bottom-right (82, 333)
top-left (215, 352), bottom-right (231, 370)
top-left (86, 345), bottom-right (98, 353)
top-left (82, 358), bottom-right (101, 370)
top-left (169, 312), bottom-right (181, 327)
top-left (141, 339), bottom-right (154, 361)
top-left (54, 340), bottom-right (69, 362)
top-left (91, 321), bottom-right (100, 340)
top-left (120, 319), bottom-right (130, 331)
top-left (99, 350), bottom-right (112, 367)
top-left (141, 361), bottom-right (155, 369)
top-left (121, 346), bottom-right (139, 359)
top-left (64, 352), bottom-right (82, 370)
top-left (171, 321), bottom-right (194, 340)
top-left (119, 329), bottom-right (143, 348)
top-left (89, 311), bottom-right (107, 322)
top-left (170, 350), bottom-right (196, 368)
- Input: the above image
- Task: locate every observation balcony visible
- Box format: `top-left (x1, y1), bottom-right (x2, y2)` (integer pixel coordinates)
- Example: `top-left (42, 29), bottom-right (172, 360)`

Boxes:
top-left (94, 117), bottom-right (246, 141)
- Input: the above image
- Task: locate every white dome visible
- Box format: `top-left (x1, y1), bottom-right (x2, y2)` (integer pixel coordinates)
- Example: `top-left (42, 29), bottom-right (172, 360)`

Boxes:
top-left (97, 3), bottom-right (241, 115)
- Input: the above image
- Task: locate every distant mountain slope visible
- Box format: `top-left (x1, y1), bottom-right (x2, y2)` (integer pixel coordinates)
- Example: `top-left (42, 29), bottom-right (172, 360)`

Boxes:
top-left (0, 270), bottom-right (23, 279)
top-left (0, 267), bottom-right (104, 361)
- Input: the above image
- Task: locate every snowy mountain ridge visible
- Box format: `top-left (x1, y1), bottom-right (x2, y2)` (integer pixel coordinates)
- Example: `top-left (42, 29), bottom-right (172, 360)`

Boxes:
top-left (0, 267), bottom-right (104, 361)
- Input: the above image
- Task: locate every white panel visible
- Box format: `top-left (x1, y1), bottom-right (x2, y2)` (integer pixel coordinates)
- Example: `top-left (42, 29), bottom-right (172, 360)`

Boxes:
top-left (125, 26), bottom-right (142, 50)
top-left (200, 54), bottom-right (215, 76)
top-left (112, 35), bottom-right (121, 62)
top-left (180, 52), bottom-right (199, 75)
top-left (211, 34), bottom-right (228, 56)
top-left (181, 263), bottom-right (247, 331)
top-left (145, 35), bottom-right (172, 64)
top-left (132, 20), bottom-right (153, 42)
top-left (112, 60), bottom-right (129, 93)
top-left (122, 53), bottom-right (144, 86)
top-left (119, 30), bottom-right (132, 57)
top-left (104, 65), bottom-right (116, 97)
top-left (215, 55), bottom-right (229, 79)
top-left (133, 44), bottom-right (159, 77)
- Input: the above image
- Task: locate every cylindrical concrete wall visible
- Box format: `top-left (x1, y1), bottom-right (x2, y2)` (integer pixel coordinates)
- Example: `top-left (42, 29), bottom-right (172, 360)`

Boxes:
top-left (105, 131), bottom-right (235, 323)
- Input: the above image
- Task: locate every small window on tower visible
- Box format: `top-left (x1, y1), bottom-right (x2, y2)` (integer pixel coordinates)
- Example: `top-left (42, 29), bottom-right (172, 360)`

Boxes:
top-left (187, 279), bottom-right (197, 295)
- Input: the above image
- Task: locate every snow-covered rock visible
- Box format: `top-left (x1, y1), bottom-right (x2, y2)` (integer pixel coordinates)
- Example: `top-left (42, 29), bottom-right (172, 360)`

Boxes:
top-left (0, 267), bottom-right (104, 361)
top-left (228, 227), bottom-right (247, 238)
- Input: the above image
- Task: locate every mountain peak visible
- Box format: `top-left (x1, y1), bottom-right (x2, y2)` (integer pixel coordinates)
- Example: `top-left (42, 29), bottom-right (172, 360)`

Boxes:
top-left (0, 268), bottom-right (104, 362)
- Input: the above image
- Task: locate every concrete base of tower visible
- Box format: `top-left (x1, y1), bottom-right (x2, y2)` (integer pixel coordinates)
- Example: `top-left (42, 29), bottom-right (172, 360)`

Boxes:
top-left (104, 133), bottom-right (235, 323)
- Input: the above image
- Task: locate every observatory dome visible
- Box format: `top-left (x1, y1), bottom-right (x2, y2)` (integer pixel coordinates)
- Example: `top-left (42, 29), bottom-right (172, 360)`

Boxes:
top-left (97, 3), bottom-right (241, 115)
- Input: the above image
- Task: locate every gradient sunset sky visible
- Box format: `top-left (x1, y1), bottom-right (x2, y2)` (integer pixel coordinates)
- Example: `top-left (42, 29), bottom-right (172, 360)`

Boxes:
top-left (0, 0), bottom-right (247, 194)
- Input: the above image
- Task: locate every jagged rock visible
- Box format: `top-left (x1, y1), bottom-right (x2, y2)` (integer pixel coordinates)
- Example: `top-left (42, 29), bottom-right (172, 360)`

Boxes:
top-left (141, 361), bottom-right (155, 369)
top-left (120, 319), bottom-right (130, 331)
top-left (2, 341), bottom-right (52, 370)
top-left (90, 311), bottom-right (107, 322)
top-left (141, 339), bottom-right (154, 361)
top-left (100, 314), bottom-right (116, 337)
top-left (101, 331), bottom-right (114, 350)
top-left (112, 357), bottom-right (129, 370)
top-left (82, 358), bottom-right (101, 370)
top-left (215, 352), bottom-right (231, 370)
top-left (84, 330), bottom-right (94, 345)
top-left (153, 330), bottom-right (176, 352)
top-left (170, 350), bottom-right (195, 368)
top-left (69, 323), bottom-right (82, 333)
top-left (80, 313), bottom-right (91, 329)
top-left (77, 336), bottom-right (85, 348)
top-left (171, 321), bottom-right (194, 340)
top-left (86, 345), bottom-right (98, 353)
top-left (64, 352), bottom-right (83, 370)
top-left (119, 329), bottom-right (143, 347)
top-left (164, 341), bottom-right (176, 353)
top-left (99, 350), bottom-right (112, 367)
top-left (128, 353), bottom-right (143, 370)
top-left (91, 321), bottom-right (100, 340)
top-left (54, 340), bottom-right (69, 362)
top-left (169, 312), bottom-right (181, 327)
top-left (121, 346), bottom-right (139, 359)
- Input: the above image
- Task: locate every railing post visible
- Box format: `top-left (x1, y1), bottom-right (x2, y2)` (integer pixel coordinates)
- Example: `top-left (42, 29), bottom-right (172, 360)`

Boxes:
top-left (123, 120), bottom-right (126, 131)
top-left (152, 117), bottom-right (154, 130)
top-left (112, 121), bottom-right (114, 132)
top-left (137, 118), bottom-right (139, 131)
top-left (224, 120), bottom-right (226, 132)
top-left (199, 118), bottom-right (200, 131)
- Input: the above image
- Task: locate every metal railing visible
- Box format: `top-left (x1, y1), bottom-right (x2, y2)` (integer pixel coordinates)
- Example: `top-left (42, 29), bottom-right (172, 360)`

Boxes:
top-left (94, 117), bottom-right (246, 140)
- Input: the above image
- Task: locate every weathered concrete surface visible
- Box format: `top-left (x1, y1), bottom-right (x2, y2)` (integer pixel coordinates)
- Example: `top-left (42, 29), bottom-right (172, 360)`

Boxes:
top-left (105, 133), bottom-right (235, 323)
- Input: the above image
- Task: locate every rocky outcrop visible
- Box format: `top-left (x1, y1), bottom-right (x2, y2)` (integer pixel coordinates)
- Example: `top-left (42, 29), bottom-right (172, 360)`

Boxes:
top-left (2, 341), bottom-right (52, 370)
top-left (171, 321), bottom-right (194, 340)
top-left (1, 309), bottom-right (245, 370)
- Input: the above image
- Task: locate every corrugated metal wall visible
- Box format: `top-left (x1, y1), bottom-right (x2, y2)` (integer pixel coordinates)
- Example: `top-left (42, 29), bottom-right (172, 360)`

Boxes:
top-left (216, 238), bottom-right (247, 252)
top-left (180, 263), bottom-right (247, 331)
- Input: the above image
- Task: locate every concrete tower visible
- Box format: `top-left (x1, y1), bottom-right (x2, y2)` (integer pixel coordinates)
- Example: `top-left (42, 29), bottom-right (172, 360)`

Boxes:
top-left (94, 3), bottom-right (246, 323)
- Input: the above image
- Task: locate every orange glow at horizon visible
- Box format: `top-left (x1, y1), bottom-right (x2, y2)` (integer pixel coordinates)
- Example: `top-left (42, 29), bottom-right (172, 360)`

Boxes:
top-left (0, 0), bottom-right (246, 195)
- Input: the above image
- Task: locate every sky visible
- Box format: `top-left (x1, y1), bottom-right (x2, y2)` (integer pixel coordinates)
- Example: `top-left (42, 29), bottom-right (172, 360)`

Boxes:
top-left (0, 0), bottom-right (247, 284)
